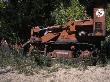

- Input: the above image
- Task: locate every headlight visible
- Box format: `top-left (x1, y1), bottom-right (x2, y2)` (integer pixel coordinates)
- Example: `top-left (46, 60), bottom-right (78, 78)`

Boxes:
top-left (78, 31), bottom-right (86, 36)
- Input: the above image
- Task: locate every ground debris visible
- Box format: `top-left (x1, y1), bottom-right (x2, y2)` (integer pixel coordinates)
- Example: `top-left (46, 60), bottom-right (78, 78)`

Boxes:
top-left (0, 65), bottom-right (110, 82)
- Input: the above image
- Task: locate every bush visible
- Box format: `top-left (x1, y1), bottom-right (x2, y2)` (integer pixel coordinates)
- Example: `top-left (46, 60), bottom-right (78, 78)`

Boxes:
top-left (51, 0), bottom-right (85, 25)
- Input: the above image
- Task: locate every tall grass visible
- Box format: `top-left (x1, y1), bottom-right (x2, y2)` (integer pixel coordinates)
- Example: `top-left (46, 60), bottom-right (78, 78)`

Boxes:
top-left (0, 48), bottom-right (51, 75)
top-left (0, 37), bottom-right (110, 75)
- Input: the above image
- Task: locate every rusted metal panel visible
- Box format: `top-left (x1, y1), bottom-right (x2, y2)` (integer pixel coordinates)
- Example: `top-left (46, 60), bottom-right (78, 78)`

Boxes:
top-left (33, 26), bottom-right (41, 32)
top-left (49, 50), bottom-right (73, 59)
top-left (65, 20), bottom-right (76, 32)
top-left (58, 30), bottom-right (69, 41)
top-left (68, 34), bottom-right (77, 41)
top-left (75, 19), bottom-right (93, 26)
top-left (41, 33), bottom-right (59, 43)
top-left (57, 30), bottom-right (77, 42)
top-left (93, 8), bottom-right (106, 36)
top-left (28, 6), bottom-right (105, 60)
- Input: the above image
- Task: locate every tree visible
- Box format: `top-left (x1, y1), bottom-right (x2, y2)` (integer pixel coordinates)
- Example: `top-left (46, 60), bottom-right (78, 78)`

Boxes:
top-left (0, 0), bottom-right (110, 42)
top-left (51, 0), bottom-right (84, 24)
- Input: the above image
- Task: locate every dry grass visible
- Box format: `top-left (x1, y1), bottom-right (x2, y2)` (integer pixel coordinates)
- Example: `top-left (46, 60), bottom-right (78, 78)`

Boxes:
top-left (0, 64), bottom-right (110, 82)
top-left (0, 43), bottom-right (110, 82)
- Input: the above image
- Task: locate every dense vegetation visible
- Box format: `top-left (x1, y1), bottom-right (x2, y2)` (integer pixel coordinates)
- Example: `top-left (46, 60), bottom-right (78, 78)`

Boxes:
top-left (0, 0), bottom-right (110, 41)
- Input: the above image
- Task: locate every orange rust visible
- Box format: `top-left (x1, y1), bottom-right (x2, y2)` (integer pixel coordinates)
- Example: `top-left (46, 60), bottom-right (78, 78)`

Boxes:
top-left (58, 30), bottom-right (77, 42)
top-left (93, 8), bottom-right (105, 36)
top-left (95, 32), bottom-right (103, 36)
top-left (75, 19), bottom-right (93, 26)
top-left (31, 26), bottom-right (41, 35)
top-left (65, 20), bottom-right (76, 32)
top-left (28, 7), bottom-right (106, 59)
top-left (68, 34), bottom-right (77, 41)
top-left (41, 33), bottom-right (59, 42)
top-left (33, 26), bottom-right (40, 32)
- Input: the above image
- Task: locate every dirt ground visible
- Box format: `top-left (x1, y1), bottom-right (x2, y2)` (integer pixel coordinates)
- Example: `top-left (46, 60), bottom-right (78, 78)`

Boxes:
top-left (0, 64), bottom-right (110, 82)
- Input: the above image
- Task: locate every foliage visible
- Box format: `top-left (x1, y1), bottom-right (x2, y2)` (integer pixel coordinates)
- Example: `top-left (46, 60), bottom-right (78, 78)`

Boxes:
top-left (0, 1), bottom-right (7, 9)
top-left (51, 0), bottom-right (85, 24)
top-left (106, 4), bottom-right (110, 31)
top-left (0, 0), bottom-right (66, 40)
top-left (0, 0), bottom-right (110, 41)
top-left (51, 0), bottom-right (110, 31)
